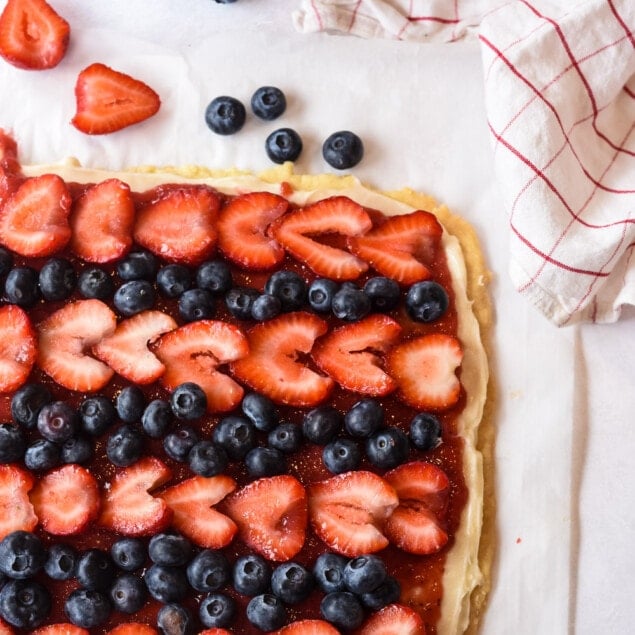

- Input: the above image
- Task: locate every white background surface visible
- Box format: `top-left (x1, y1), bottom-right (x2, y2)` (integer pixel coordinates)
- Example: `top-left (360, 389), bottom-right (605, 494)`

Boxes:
top-left (0, 1), bottom-right (633, 633)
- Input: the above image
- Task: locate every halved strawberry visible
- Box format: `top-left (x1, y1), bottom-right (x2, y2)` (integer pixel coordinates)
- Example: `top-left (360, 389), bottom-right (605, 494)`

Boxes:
top-left (37, 299), bottom-right (117, 392)
top-left (312, 314), bottom-right (401, 396)
top-left (230, 312), bottom-right (333, 407)
top-left (105, 626), bottom-right (158, 635)
top-left (0, 173), bottom-right (71, 256)
top-left (134, 186), bottom-right (220, 265)
top-left (152, 320), bottom-right (248, 413)
top-left (0, 464), bottom-right (37, 539)
top-left (99, 457), bottom-right (172, 536)
top-left (217, 191), bottom-right (289, 269)
top-left (348, 210), bottom-right (442, 284)
top-left (69, 178), bottom-right (135, 263)
top-left (359, 603), bottom-right (426, 635)
top-left (224, 475), bottom-right (307, 562)
top-left (0, 129), bottom-right (21, 205)
top-left (276, 621), bottom-right (340, 635)
top-left (159, 475), bottom-right (237, 549)
top-left (308, 471), bottom-right (398, 557)
top-left (30, 464), bottom-right (101, 536)
top-left (0, 305), bottom-right (36, 393)
top-left (269, 196), bottom-right (371, 280)
top-left (71, 63), bottom-right (161, 135)
top-left (383, 462), bottom-right (449, 555)
top-left (0, 0), bottom-right (70, 70)
top-left (386, 333), bottom-right (463, 411)
top-left (32, 625), bottom-right (89, 635)
top-left (93, 310), bottom-right (177, 385)
top-left (0, 619), bottom-right (13, 635)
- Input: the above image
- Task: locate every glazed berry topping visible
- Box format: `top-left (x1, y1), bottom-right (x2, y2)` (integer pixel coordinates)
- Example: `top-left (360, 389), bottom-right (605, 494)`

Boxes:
top-left (366, 427), bottom-right (410, 469)
top-left (109, 572), bottom-right (147, 614)
top-left (320, 591), bottom-right (364, 630)
top-left (156, 264), bottom-right (192, 298)
top-left (405, 280), bottom-right (450, 323)
top-left (344, 398), bottom-right (384, 438)
top-left (77, 266), bottom-right (114, 299)
top-left (212, 415), bottom-right (256, 460)
top-left (163, 426), bottom-right (199, 462)
top-left (44, 543), bottom-right (78, 581)
top-left (149, 533), bottom-right (193, 567)
top-left (187, 549), bottom-right (231, 593)
top-left (178, 288), bottom-right (215, 322)
top-left (196, 259), bottom-right (233, 294)
top-left (0, 531), bottom-right (46, 579)
top-left (225, 286), bottom-right (260, 320)
top-left (79, 395), bottom-right (117, 436)
top-left (141, 398), bottom-right (174, 438)
top-left (0, 579), bottom-right (51, 629)
top-left (187, 440), bottom-right (228, 477)
top-left (322, 130), bottom-right (364, 170)
top-left (0, 247), bottom-right (13, 276)
top-left (268, 422), bottom-right (302, 454)
top-left (37, 401), bottom-right (79, 443)
top-left (0, 423), bottom-right (25, 463)
top-left (364, 276), bottom-right (401, 312)
top-left (157, 603), bottom-right (193, 634)
top-left (116, 386), bottom-right (146, 423)
top-left (343, 554), bottom-right (388, 594)
top-left (144, 563), bottom-right (189, 603)
top-left (410, 412), bottom-right (443, 451)
top-left (244, 446), bottom-right (286, 478)
top-left (106, 424), bottom-right (144, 467)
top-left (264, 270), bottom-right (307, 312)
top-left (313, 552), bottom-right (348, 594)
top-left (11, 383), bottom-right (52, 430)
top-left (171, 382), bottom-right (207, 420)
top-left (250, 293), bottom-right (282, 321)
top-left (4, 266), bottom-right (40, 307)
top-left (322, 437), bottom-right (361, 474)
top-left (114, 279), bottom-right (156, 316)
top-left (302, 405), bottom-right (342, 445)
top-left (199, 592), bottom-right (236, 628)
top-left (38, 257), bottom-right (76, 301)
top-left (205, 96), bottom-right (246, 135)
top-left (251, 86), bottom-right (287, 121)
top-left (232, 553), bottom-right (272, 596)
top-left (117, 249), bottom-right (158, 281)
top-left (241, 392), bottom-right (279, 432)
top-left (75, 548), bottom-right (116, 591)
top-left (308, 278), bottom-right (339, 313)
top-left (247, 593), bottom-right (287, 631)
top-left (271, 561), bottom-right (314, 604)
top-left (24, 439), bottom-right (60, 472)
top-left (64, 588), bottom-right (111, 628)
top-left (111, 538), bottom-right (146, 573)
top-left (265, 128), bottom-right (303, 164)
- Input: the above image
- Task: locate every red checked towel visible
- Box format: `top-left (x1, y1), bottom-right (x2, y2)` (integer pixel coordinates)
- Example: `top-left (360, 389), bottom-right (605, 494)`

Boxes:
top-left (294, 0), bottom-right (635, 325)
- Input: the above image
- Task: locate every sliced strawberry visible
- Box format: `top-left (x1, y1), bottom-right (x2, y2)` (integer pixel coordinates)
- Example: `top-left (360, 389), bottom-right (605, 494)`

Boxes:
top-left (269, 196), bottom-right (371, 280)
top-left (348, 210), bottom-right (442, 284)
top-left (312, 314), bottom-right (401, 396)
top-left (0, 0), bottom-right (69, 70)
top-left (0, 130), bottom-right (21, 205)
top-left (93, 310), bottom-right (177, 385)
top-left (0, 173), bottom-right (71, 256)
top-left (30, 464), bottom-right (101, 536)
top-left (0, 464), bottom-right (37, 540)
top-left (152, 320), bottom-right (248, 413)
top-left (276, 621), bottom-right (340, 635)
top-left (383, 462), bottom-right (449, 555)
top-left (72, 63), bottom-right (161, 135)
top-left (199, 630), bottom-right (232, 635)
top-left (217, 191), bottom-right (289, 269)
top-left (359, 603), bottom-right (426, 635)
top-left (37, 299), bottom-right (117, 392)
top-left (386, 333), bottom-right (463, 411)
top-left (99, 457), bottom-right (172, 537)
top-left (105, 626), bottom-right (158, 635)
top-left (32, 625), bottom-right (89, 635)
top-left (0, 619), bottom-right (13, 635)
top-left (224, 475), bottom-right (307, 562)
top-left (69, 178), bottom-right (135, 263)
top-left (159, 475), bottom-right (237, 549)
top-left (0, 305), bottom-right (36, 393)
top-left (134, 186), bottom-right (220, 265)
top-left (230, 312), bottom-right (333, 407)
top-left (308, 471), bottom-right (398, 557)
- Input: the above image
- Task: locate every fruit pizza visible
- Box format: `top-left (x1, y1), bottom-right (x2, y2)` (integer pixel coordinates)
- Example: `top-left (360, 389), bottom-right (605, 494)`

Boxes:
top-left (0, 130), bottom-right (492, 634)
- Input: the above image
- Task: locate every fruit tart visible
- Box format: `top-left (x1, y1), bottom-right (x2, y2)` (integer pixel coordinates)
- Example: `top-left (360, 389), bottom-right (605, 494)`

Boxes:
top-left (0, 129), bottom-right (492, 634)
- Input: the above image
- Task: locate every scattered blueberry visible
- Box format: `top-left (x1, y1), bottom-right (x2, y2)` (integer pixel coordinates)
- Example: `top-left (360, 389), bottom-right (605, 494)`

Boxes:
top-left (11, 383), bottom-right (52, 430)
top-left (111, 538), bottom-right (146, 573)
top-left (199, 592), bottom-right (236, 628)
top-left (246, 593), bottom-right (287, 631)
top-left (405, 280), bottom-right (450, 323)
top-left (187, 549), bottom-right (230, 593)
top-left (38, 257), bottom-right (76, 301)
top-left (409, 412), bottom-right (443, 451)
top-left (264, 270), bottom-right (307, 312)
top-left (110, 573), bottom-right (147, 614)
top-left (171, 382), bottom-right (207, 420)
top-left (205, 96), bottom-right (246, 135)
top-left (0, 531), bottom-right (47, 579)
top-left (265, 128), bottom-right (303, 164)
top-left (361, 575), bottom-right (401, 610)
top-left (37, 401), bottom-right (79, 443)
top-left (322, 130), bottom-right (364, 170)
top-left (75, 548), bottom-right (116, 592)
top-left (117, 250), bottom-right (158, 281)
top-left (320, 591), bottom-right (364, 630)
top-left (331, 284), bottom-right (371, 321)
top-left (366, 426), bottom-right (409, 469)
top-left (116, 386), bottom-right (146, 423)
top-left (64, 588), bottom-right (111, 628)
top-left (60, 435), bottom-right (93, 464)
top-left (308, 278), bottom-right (339, 313)
top-left (212, 415), bottom-right (256, 460)
top-left (77, 266), bottom-right (114, 300)
top-left (344, 398), bottom-right (384, 438)
top-left (232, 553), bottom-right (271, 596)
top-left (313, 552), bottom-right (348, 594)
top-left (156, 264), bottom-right (192, 298)
top-left (178, 288), bottom-right (215, 322)
top-left (343, 554), bottom-right (387, 594)
top-left (323, 437), bottom-right (361, 474)
top-left (4, 266), bottom-right (40, 307)
top-left (241, 392), bottom-right (279, 432)
top-left (364, 276), bottom-right (401, 311)
top-left (188, 441), bottom-right (228, 477)
top-left (79, 395), bottom-right (117, 436)
top-left (106, 424), bottom-right (144, 467)
top-left (302, 405), bottom-right (342, 445)
top-left (141, 399), bottom-right (174, 439)
top-left (149, 533), bottom-right (193, 567)
top-left (225, 286), bottom-right (260, 320)
top-left (114, 279), bottom-right (156, 316)
top-left (144, 564), bottom-right (189, 603)
top-left (44, 543), bottom-right (78, 580)
top-left (268, 422), bottom-right (302, 454)
top-left (250, 293), bottom-right (282, 321)
top-left (251, 86), bottom-right (287, 121)
top-left (157, 603), bottom-right (193, 635)
top-left (244, 446), bottom-right (285, 478)
top-left (196, 260), bottom-right (233, 295)
top-left (271, 562), bottom-right (314, 604)
top-left (0, 423), bottom-right (25, 463)
top-left (163, 426), bottom-right (199, 463)
top-left (0, 579), bottom-right (51, 629)
top-left (24, 439), bottom-right (60, 471)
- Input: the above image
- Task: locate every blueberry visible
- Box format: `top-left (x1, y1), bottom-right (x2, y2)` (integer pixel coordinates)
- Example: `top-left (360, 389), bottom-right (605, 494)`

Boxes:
top-left (323, 437), bottom-right (361, 474)
top-left (308, 278), bottom-right (339, 313)
top-left (0, 579), bottom-right (51, 629)
top-left (199, 592), bottom-right (235, 628)
top-left (163, 426), bottom-right (199, 462)
top-left (60, 435), bottom-right (93, 464)
top-left (241, 392), bottom-right (279, 432)
top-left (264, 270), bottom-right (306, 311)
top-left (4, 266), bottom-right (39, 307)
top-left (157, 264), bottom-right (192, 298)
top-left (64, 589), bottom-right (111, 628)
top-left (188, 441), bottom-right (228, 477)
top-left (37, 401), bottom-right (79, 443)
top-left (271, 562), bottom-right (314, 604)
top-left (187, 549), bottom-right (230, 593)
top-left (157, 603), bottom-right (193, 635)
top-left (111, 538), bottom-right (146, 572)
top-left (76, 548), bottom-right (116, 592)
top-left (0, 247), bottom-right (13, 277)
top-left (149, 533), bottom-right (193, 567)
top-left (405, 281), bottom-right (450, 323)
top-left (344, 398), bottom-right (384, 438)
top-left (144, 564), bottom-right (189, 603)
top-left (302, 405), bottom-right (342, 445)
top-left (322, 131), bottom-right (364, 170)
top-left (366, 427), bottom-right (409, 469)
top-left (178, 288), bottom-right (215, 322)
top-left (232, 553), bottom-right (271, 596)
top-left (364, 276), bottom-right (400, 312)
top-left (244, 446), bottom-right (285, 478)
top-left (117, 250), bottom-right (158, 281)
top-left (116, 386), bottom-right (146, 423)
top-left (250, 293), bottom-right (281, 321)
top-left (141, 399), bottom-right (173, 439)
top-left (225, 286), bottom-right (260, 320)
top-left (205, 96), bottom-right (246, 135)
top-left (44, 543), bottom-right (78, 580)
top-left (0, 531), bottom-right (46, 579)
top-left (79, 395), bottom-right (117, 436)
top-left (114, 280), bottom-right (156, 316)
top-left (268, 422), bottom-right (302, 454)
top-left (360, 576), bottom-right (401, 610)
top-left (320, 591), bottom-right (364, 630)
top-left (24, 439), bottom-right (60, 471)
top-left (246, 593), bottom-right (286, 631)
top-left (251, 86), bottom-right (286, 121)
top-left (313, 552), bottom-right (348, 594)
top-left (0, 423), bottom-right (25, 462)
top-left (77, 266), bottom-right (114, 299)
top-left (212, 415), bottom-right (256, 460)
top-left (110, 573), bottom-right (147, 614)
top-left (409, 412), bottom-right (443, 451)
top-left (11, 383), bottom-right (52, 430)
top-left (196, 260), bottom-right (233, 295)
top-left (343, 554), bottom-right (387, 594)
top-left (171, 382), bottom-right (207, 420)
top-left (265, 128), bottom-right (303, 164)
top-left (331, 284), bottom-right (371, 321)
top-left (38, 257), bottom-right (76, 301)
top-left (106, 424), bottom-right (144, 467)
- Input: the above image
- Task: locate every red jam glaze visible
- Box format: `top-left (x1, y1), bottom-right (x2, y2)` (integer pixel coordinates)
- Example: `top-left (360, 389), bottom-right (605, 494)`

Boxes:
top-left (0, 180), bottom-right (469, 634)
